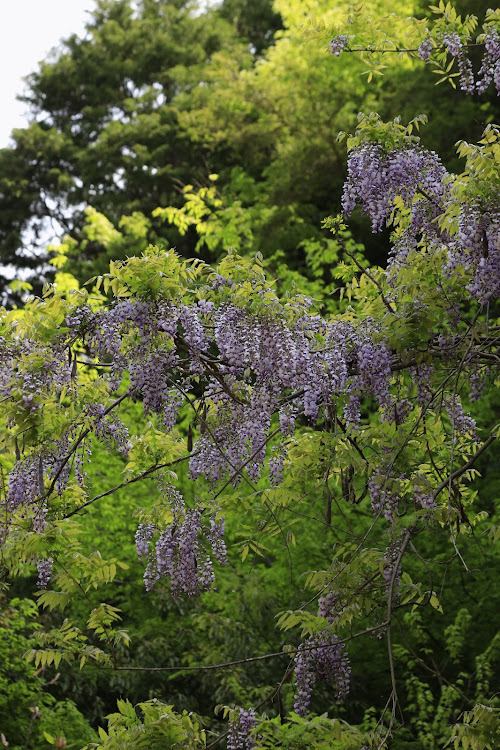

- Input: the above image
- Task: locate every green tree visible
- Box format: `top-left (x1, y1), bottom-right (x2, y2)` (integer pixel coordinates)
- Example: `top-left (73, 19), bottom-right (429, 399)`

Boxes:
top-left (218, 0), bottom-right (283, 54)
top-left (0, 0), bottom-right (246, 301)
top-left (3, 0), bottom-right (497, 305)
top-left (0, 596), bottom-right (98, 749)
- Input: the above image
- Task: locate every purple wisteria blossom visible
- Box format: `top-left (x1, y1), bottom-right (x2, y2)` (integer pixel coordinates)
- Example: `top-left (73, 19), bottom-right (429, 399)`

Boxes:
top-left (418, 37), bottom-right (434, 61)
top-left (6, 455), bottom-right (41, 512)
top-left (135, 523), bottom-right (156, 563)
top-left (138, 487), bottom-right (227, 596)
top-left (368, 475), bottom-right (400, 523)
top-left (342, 143), bottom-right (447, 234)
top-left (36, 558), bottom-right (53, 589)
top-left (293, 634), bottom-right (350, 716)
top-left (227, 708), bottom-right (257, 750)
top-left (446, 396), bottom-right (478, 439)
top-left (269, 445), bottom-right (287, 486)
top-left (442, 32), bottom-right (463, 58)
top-left (477, 27), bottom-right (500, 93)
top-left (85, 403), bottom-right (130, 454)
top-left (414, 26), bottom-right (500, 96)
top-left (329, 35), bottom-right (351, 56)
top-left (357, 340), bottom-right (392, 409)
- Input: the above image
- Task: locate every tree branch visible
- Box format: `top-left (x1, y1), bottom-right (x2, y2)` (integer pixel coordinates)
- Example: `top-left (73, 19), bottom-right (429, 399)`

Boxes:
top-left (44, 390), bottom-right (131, 501)
top-left (63, 452), bottom-right (196, 519)
top-left (433, 434), bottom-right (496, 500)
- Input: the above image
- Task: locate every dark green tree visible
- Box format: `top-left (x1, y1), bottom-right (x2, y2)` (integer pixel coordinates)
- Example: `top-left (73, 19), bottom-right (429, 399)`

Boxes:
top-left (218, 0), bottom-right (283, 54)
top-left (0, 0), bottom-right (247, 301)
top-left (4, 0), bottom-right (498, 305)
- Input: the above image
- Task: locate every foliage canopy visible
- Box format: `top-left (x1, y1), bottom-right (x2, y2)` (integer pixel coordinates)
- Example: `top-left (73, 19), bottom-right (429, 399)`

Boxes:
top-left (0, 2), bottom-right (499, 750)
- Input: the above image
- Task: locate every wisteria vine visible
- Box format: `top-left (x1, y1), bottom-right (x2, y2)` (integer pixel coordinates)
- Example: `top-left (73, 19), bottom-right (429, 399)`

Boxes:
top-left (330, 10), bottom-right (500, 97)
top-left (0, 18), bottom-right (499, 735)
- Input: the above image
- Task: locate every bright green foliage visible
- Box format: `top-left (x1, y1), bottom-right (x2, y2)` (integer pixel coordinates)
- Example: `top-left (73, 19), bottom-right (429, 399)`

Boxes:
top-left (250, 713), bottom-right (366, 749)
top-left (1, 0), bottom-right (493, 304)
top-left (446, 705), bottom-right (500, 750)
top-left (83, 700), bottom-right (206, 750)
top-left (0, 597), bottom-right (97, 750)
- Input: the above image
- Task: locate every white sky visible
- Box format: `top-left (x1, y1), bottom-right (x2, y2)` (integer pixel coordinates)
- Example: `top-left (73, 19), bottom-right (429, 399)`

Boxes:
top-left (0, 0), bottom-right (97, 148)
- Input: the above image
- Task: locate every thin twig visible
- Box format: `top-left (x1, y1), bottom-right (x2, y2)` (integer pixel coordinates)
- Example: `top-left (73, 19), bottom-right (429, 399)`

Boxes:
top-left (342, 247), bottom-right (396, 315)
top-left (379, 527), bottom-right (413, 747)
top-left (335, 42), bottom-right (485, 55)
top-left (433, 434), bottom-right (496, 499)
top-left (63, 452), bottom-right (196, 519)
top-left (101, 620), bottom-right (391, 673)
top-left (45, 390), bottom-right (131, 500)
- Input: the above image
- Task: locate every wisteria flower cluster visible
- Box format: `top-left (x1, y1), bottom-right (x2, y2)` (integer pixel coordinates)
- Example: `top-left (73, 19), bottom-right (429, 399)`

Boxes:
top-left (445, 396), bottom-right (478, 439)
top-left (293, 634), bottom-right (351, 716)
top-left (0, 337), bottom-right (72, 415)
top-left (227, 708), bottom-right (257, 750)
top-left (418, 27), bottom-right (500, 95)
top-left (6, 454), bottom-right (42, 513)
top-left (36, 557), bottom-right (53, 589)
top-left (84, 403), bottom-right (131, 454)
top-left (477, 27), bottom-right (500, 93)
top-left (417, 37), bottom-right (434, 62)
top-left (137, 486), bottom-right (227, 596)
top-left (445, 205), bottom-right (500, 304)
top-left (342, 134), bottom-right (500, 303)
top-left (330, 21), bottom-right (500, 96)
top-left (368, 475), bottom-right (400, 524)
top-left (329, 35), bottom-right (351, 56)
top-left (342, 142), bottom-right (447, 234)
top-left (318, 592), bottom-right (347, 624)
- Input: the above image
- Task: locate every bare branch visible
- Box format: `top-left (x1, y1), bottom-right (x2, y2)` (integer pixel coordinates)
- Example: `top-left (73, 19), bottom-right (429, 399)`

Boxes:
top-left (63, 452), bottom-right (196, 519)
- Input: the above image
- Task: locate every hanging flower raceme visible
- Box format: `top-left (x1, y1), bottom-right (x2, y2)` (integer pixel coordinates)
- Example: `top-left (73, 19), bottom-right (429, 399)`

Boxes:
top-left (138, 487), bottom-right (227, 596)
top-left (342, 142), bottom-right (448, 235)
top-left (293, 634), bottom-right (350, 716)
top-left (227, 708), bottom-right (257, 750)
